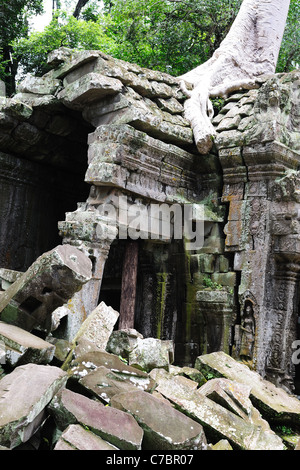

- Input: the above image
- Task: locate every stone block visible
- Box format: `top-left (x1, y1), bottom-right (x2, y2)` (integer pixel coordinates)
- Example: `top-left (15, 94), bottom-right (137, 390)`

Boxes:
top-left (49, 388), bottom-right (143, 450)
top-left (211, 440), bottom-right (233, 450)
top-left (0, 363), bottom-right (67, 448)
top-left (198, 377), bottom-right (252, 419)
top-left (0, 269), bottom-right (22, 291)
top-left (218, 255), bottom-right (229, 273)
top-left (106, 328), bottom-right (144, 360)
top-left (195, 351), bottom-right (300, 424)
top-left (0, 245), bottom-right (92, 332)
top-left (17, 72), bottom-right (61, 95)
top-left (57, 72), bottom-right (123, 109)
top-left (128, 337), bottom-right (174, 372)
top-left (153, 369), bottom-right (284, 450)
top-left (0, 321), bottom-right (55, 366)
top-left (54, 424), bottom-right (119, 450)
top-left (211, 272), bottom-right (236, 288)
top-left (72, 301), bottom-right (119, 350)
top-left (111, 390), bottom-right (207, 450)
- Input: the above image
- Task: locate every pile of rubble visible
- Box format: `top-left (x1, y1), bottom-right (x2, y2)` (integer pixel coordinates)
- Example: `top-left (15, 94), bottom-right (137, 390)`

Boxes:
top-left (1, 244), bottom-right (300, 451)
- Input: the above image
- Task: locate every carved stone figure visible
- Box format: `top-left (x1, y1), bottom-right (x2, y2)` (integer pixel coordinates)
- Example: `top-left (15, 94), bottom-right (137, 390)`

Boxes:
top-left (240, 303), bottom-right (256, 361)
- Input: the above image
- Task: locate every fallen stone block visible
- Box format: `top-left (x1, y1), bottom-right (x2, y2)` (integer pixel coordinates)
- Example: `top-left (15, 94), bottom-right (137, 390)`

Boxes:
top-left (153, 369), bottom-right (284, 450)
top-left (128, 337), bottom-right (174, 372)
top-left (0, 321), bottom-right (55, 366)
top-left (0, 363), bottom-right (67, 449)
top-left (111, 390), bottom-right (207, 450)
top-left (197, 377), bottom-right (271, 430)
top-left (46, 337), bottom-right (72, 363)
top-left (69, 349), bottom-right (153, 386)
top-left (49, 388), bottom-right (143, 450)
top-left (0, 269), bottom-right (22, 291)
top-left (72, 301), bottom-right (119, 350)
top-left (198, 377), bottom-right (252, 420)
top-left (106, 328), bottom-right (144, 360)
top-left (195, 351), bottom-right (300, 424)
top-left (77, 360), bottom-right (155, 404)
top-left (211, 439), bottom-right (233, 450)
top-left (54, 424), bottom-right (119, 450)
top-left (168, 365), bottom-right (207, 387)
top-left (0, 244), bottom-right (92, 332)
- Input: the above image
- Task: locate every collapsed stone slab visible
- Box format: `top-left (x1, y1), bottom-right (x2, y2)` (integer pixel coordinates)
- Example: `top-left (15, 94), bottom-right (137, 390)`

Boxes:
top-left (72, 301), bottom-right (119, 350)
top-left (153, 368), bottom-right (284, 450)
top-left (0, 245), bottom-right (92, 332)
top-left (0, 321), bottom-right (55, 366)
top-left (107, 329), bottom-right (174, 372)
top-left (195, 351), bottom-right (300, 424)
top-left (128, 337), bottom-right (174, 372)
top-left (49, 388), bottom-right (143, 450)
top-left (106, 328), bottom-right (144, 360)
top-left (0, 363), bottom-right (67, 449)
top-left (111, 390), bottom-right (207, 450)
top-left (54, 424), bottom-right (119, 450)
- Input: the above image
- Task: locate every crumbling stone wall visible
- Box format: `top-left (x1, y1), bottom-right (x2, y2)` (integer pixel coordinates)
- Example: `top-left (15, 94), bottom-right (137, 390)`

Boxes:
top-left (0, 48), bottom-right (299, 391)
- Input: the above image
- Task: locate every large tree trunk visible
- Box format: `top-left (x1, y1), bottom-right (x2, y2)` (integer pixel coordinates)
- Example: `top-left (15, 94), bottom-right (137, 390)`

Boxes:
top-left (179, 0), bottom-right (291, 154)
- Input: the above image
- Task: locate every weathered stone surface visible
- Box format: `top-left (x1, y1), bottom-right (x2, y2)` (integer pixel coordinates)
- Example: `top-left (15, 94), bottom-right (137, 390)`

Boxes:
top-left (106, 328), bottom-right (144, 360)
top-left (0, 364), bottom-right (67, 448)
top-left (17, 72), bottom-right (61, 96)
top-left (0, 269), bottom-right (22, 291)
top-left (69, 350), bottom-right (156, 403)
top-left (72, 301), bottom-right (119, 350)
top-left (78, 365), bottom-right (149, 403)
top-left (54, 424), bottom-right (119, 450)
top-left (85, 124), bottom-right (198, 203)
top-left (0, 321), bottom-right (55, 365)
top-left (57, 72), bottom-right (123, 109)
top-left (70, 350), bottom-right (152, 381)
top-left (46, 337), bottom-right (72, 363)
top-left (211, 439), bottom-right (233, 450)
top-left (153, 368), bottom-right (284, 450)
top-left (198, 377), bottom-right (252, 419)
top-left (0, 245), bottom-right (92, 332)
top-left (49, 388), bottom-right (143, 450)
top-left (168, 365), bottom-right (207, 386)
top-left (111, 390), bottom-right (207, 450)
top-left (128, 337), bottom-right (174, 372)
top-left (195, 352), bottom-right (300, 423)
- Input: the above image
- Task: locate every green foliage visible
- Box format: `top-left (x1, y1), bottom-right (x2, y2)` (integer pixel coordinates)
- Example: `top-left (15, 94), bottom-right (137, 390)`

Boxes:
top-left (13, 10), bottom-right (116, 77)
top-left (0, 0), bottom-right (44, 88)
top-left (2, 0), bottom-right (300, 94)
top-left (274, 425), bottom-right (294, 436)
top-left (277, 0), bottom-right (300, 72)
top-left (202, 275), bottom-right (223, 291)
top-left (101, 0), bottom-right (243, 76)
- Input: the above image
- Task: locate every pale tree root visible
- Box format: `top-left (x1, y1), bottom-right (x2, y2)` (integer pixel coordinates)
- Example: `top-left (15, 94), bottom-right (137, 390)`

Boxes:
top-left (180, 78), bottom-right (260, 155)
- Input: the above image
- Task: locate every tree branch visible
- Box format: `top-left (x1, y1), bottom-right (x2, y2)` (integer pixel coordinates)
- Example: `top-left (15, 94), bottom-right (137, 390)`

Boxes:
top-left (73, 0), bottom-right (91, 19)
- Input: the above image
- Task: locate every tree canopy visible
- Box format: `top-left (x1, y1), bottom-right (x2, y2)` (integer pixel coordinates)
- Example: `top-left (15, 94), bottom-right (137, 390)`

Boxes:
top-left (0, 0), bottom-right (44, 94)
top-left (1, 0), bottom-right (299, 95)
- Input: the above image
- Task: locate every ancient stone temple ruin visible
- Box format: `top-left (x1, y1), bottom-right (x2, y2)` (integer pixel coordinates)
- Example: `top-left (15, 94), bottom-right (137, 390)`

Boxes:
top-left (0, 48), bottom-right (299, 393)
